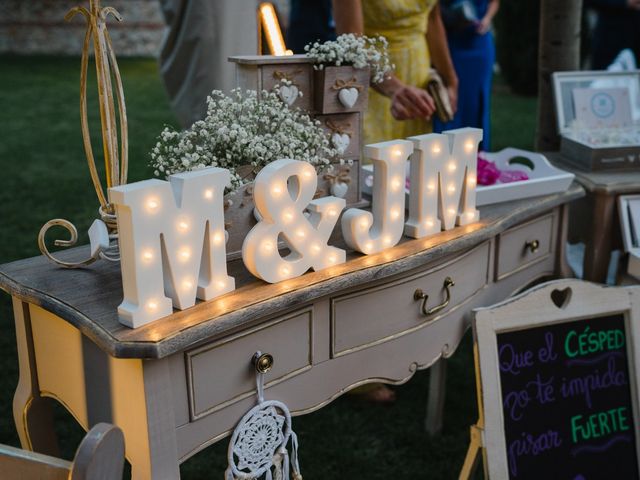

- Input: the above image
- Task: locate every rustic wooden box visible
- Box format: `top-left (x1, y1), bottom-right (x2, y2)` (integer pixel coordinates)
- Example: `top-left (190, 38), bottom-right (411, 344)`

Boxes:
top-left (552, 70), bottom-right (640, 171)
top-left (314, 66), bottom-right (369, 114)
top-left (316, 112), bottom-right (361, 159)
top-left (230, 55), bottom-right (314, 111)
top-left (560, 135), bottom-right (640, 171)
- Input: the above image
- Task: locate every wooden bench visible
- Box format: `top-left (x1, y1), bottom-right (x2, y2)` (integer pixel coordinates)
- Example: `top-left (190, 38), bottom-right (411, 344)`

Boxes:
top-left (0, 423), bottom-right (124, 480)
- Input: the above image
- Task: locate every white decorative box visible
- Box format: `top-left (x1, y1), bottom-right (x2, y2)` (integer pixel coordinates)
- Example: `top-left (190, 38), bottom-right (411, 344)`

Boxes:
top-left (618, 194), bottom-right (640, 279)
top-left (552, 70), bottom-right (640, 171)
top-left (361, 148), bottom-right (574, 207)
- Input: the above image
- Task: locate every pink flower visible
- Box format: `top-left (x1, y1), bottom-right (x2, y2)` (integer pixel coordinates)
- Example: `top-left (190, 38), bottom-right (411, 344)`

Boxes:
top-left (477, 153), bottom-right (529, 185)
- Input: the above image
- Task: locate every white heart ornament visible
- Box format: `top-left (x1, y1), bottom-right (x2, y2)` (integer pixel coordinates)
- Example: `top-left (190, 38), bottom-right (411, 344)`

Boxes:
top-left (331, 133), bottom-right (350, 155)
top-left (278, 85), bottom-right (299, 106)
top-left (338, 87), bottom-right (359, 109)
top-left (331, 181), bottom-right (349, 198)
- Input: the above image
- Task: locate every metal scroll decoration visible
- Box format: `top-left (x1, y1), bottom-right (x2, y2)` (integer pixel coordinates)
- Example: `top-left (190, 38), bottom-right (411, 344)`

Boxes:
top-left (38, 0), bottom-right (127, 268)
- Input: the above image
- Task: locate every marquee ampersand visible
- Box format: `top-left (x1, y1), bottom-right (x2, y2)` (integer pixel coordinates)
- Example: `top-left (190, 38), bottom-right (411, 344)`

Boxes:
top-left (242, 159), bottom-right (346, 283)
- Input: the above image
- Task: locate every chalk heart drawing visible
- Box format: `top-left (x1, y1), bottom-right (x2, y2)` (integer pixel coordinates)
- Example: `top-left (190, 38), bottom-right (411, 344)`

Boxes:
top-left (331, 181), bottom-right (349, 198)
top-left (278, 85), bottom-right (298, 106)
top-left (338, 87), bottom-right (359, 108)
top-left (331, 132), bottom-right (350, 155)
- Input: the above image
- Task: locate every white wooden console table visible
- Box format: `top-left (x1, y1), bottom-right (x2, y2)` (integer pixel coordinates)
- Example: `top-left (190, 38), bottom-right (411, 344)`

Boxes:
top-left (0, 184), bottom-right (583, 479)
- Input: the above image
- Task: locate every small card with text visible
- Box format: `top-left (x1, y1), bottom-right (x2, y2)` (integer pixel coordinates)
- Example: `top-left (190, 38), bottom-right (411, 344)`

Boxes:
top-left (572, 87), bottom-right (632, 128)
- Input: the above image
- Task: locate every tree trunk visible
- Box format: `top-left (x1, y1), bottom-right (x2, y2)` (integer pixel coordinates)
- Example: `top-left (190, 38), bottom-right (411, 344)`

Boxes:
top-left (535, 0), bottom-right (582, 151)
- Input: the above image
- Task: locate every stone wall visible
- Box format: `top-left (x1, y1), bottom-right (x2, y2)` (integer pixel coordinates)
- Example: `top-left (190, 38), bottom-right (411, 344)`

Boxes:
top-left (0, 0), bottom-right (166, 57)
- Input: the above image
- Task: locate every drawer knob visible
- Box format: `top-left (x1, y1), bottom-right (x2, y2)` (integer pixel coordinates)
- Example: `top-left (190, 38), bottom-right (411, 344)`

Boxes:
top-left (525, 239), bottom-right (540, 254)
top-left (253, 352), bottom-right (274, 374)
top-left (414, 277), bottom-right (455, 317)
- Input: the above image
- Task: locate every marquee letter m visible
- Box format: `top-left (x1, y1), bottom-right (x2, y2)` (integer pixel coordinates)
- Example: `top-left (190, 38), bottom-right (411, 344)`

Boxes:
top-left (110, 168), bottom-right (234, 328)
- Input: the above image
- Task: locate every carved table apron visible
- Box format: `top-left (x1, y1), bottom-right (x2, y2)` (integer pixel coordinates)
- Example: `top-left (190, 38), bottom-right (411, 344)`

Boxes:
top-left (0, 184), bottom-right (583, 479)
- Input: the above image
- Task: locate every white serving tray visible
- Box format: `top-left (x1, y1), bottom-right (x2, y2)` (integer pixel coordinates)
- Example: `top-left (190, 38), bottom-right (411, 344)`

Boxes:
top-left (361, 148), bottom-right (575, 207)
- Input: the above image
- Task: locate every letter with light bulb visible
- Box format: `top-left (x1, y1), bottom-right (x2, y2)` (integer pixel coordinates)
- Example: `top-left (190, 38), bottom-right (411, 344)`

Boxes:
top-left (109, 127), bottom-right (482, 328)
top-left (405, 128), bottom-right (482, 238)
top-left (342, 139), bottom-right (413, 254)
top-left (110, 168), bottom-right (235, 328)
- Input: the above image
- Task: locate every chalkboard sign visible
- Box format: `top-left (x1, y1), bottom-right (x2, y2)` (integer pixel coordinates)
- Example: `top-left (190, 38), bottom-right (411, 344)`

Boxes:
top-left (471, 281), bottom-right (640, 479)
top-left (498, 314), bottom-right (637, 479)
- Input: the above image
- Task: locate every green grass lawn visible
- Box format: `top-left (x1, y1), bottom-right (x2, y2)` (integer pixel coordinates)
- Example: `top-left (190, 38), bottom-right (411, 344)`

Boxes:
top-left (0, 56), bottom-right (537, 479)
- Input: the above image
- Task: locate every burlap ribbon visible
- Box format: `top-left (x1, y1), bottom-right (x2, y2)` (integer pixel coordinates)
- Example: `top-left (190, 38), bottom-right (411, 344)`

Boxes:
top-left (325, 119), bottom-right (352, 137)
top-left (330, 77), bottom-right (363, 91)
top-left (273, 70), bottom-right (302, 83)
top-left (323, 167), bottom-right (352, 186)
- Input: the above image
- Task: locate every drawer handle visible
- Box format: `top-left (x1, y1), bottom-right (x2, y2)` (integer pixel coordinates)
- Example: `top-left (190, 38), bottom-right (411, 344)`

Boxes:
top-left (414, 277), bottom-right (455, 317)
top-left (252, 352), bottom-right (274, 374)
top-left (525, 239), bottom-right (540, 254)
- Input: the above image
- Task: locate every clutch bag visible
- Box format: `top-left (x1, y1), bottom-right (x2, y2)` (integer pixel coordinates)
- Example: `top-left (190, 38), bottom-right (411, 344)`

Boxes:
top-left (426, 69), bottom-right (454, 123)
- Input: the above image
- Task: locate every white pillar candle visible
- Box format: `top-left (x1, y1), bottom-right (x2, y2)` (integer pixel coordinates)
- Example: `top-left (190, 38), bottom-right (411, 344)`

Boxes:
top-left (242, 159), bottom-right (345, 283)
top-left (110, 168), bottom-right (234, 328)
top-left (341, 140), bottom-right (413, 254)
top-left (405, 128), bottom-right (483, 238)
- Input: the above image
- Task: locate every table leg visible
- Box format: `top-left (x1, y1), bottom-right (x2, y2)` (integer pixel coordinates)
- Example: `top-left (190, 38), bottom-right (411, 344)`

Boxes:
top-left (584, 193), bottom-right (615, 283)
top-left (130, 359), bottom-right (181, 480)
top-left (12, 298), bottom-right (59, 456)
top-left (556, 204), bottom-right (573, 278)
top-left (425, 358), bottom-right (447, 436)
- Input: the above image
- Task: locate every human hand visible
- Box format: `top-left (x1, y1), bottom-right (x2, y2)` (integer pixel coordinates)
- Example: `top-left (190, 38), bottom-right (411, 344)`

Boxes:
top-left (628, 0), bottom-right (640, 10)
top-left (389, 84), bottom-right (436, 121)
top-left (476, 17), bottom-right (491, 34)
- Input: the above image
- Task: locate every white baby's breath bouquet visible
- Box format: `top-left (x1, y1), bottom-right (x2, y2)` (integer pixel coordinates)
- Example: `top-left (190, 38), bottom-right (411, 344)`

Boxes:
top-left (304, 33), bottom-right (394, 83)
top-left (150, 88), bottom-right (336, 190)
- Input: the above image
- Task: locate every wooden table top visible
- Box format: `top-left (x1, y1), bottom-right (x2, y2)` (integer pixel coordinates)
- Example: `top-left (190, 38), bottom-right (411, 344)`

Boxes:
top-left (0, 184), bottom-right (584, 359)
top-left (547, 152), bottom-right (640, 194)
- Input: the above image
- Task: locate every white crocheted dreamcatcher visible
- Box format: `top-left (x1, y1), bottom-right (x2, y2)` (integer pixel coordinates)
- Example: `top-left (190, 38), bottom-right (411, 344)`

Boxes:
top-left (225, 352), bottom-right (302, 480)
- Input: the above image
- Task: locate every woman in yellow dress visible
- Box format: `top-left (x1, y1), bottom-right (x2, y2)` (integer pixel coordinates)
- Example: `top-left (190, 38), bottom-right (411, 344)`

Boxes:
top-left (331, 0), bottom-right (459, 403)
top-left (332, 0), bottom-right (459, 145)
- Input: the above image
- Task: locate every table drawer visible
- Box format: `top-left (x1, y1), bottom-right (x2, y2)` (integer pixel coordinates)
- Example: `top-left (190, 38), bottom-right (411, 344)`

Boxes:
top-left (185, 307), bottom-right (313, 421)
top-left (496, 213), bottom-right (555, 280)
top-left (330, 242), bottom-right (490, 357)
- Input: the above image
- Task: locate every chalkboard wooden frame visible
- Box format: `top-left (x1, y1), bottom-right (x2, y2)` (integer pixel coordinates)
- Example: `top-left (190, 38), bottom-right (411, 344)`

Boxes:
top-left (472, 280), bottom-right (640, 479)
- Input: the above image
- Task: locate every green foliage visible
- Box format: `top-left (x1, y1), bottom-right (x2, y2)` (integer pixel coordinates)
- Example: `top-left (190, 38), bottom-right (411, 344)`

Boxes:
top-left (491, 77), bottom-right (537, 151)
top-left (494, 0), bottom-right (540, 96)
top-left (0, 56), bottom-right (535, 479)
